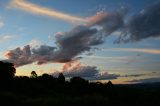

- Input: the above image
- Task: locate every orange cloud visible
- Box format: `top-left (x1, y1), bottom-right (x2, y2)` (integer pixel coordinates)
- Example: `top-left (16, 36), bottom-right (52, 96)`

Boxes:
top-left (10, 0), bottom-right (86, 24)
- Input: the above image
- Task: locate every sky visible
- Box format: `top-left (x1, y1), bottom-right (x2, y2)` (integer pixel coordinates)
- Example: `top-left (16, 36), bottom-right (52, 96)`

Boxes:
top-left (0, 0), bottom-right (160, 84)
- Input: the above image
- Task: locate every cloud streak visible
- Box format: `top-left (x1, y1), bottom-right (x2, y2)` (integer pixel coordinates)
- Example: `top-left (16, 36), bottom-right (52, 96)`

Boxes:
top-left (10, 0), bottom-right (85, 23)
top-left (121, 72), bottom-right (157, 78)
top-left (127, 77), bottom-right (160, 83)
top-left (104, 48), bottom-right (160, 55)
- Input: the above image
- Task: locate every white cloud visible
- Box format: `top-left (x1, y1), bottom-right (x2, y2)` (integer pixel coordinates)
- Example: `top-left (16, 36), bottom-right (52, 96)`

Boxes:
top-left (0, 21), bottom-right (4, 28)
top-left (29, 39), bottom-right (44, 48)
top-left (0, 35), bottom-right (13, 43)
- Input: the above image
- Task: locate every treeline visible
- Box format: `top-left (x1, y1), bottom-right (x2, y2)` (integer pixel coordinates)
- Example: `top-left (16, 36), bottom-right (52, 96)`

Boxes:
top-left (0, 61), bottom-right (114, 105)
top-left (0, 61), bottom-right (160, 106)
top-left (0, 61), bottom-right (114, 92)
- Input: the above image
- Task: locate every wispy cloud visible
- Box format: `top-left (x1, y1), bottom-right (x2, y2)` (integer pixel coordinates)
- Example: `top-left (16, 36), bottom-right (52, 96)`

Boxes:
top-left (121, 72), bottom-right (158, 78)
top-left (103, 48), bottom-right (160, 55)
top-left (9, 0), bottom-right (85, 24)
top-left (84, 55), bottom-right (129, 63)
top-left (0, 35), bottom-right (13, 43)
top-left (0, 20), bottom-right (4, 28)
top-left (127, 77), bottom-right (160, 83)
top-left (85, 55), bottom-right (128, 60)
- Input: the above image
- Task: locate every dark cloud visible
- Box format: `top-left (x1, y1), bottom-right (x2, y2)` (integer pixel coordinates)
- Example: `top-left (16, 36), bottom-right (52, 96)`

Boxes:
top-left (94, 72), bottom-right (120, 80)
top-left (52, 62), bottom-right (120, 80)
top-left (121, 72), bottom-right (158, 78)
top-left (53, 62), bottom-right (99, 78)
top-left (122, 74), bottom-right (146, 78)
top-left (4, 8), bottom-right (127, 67)
top-left (115, 1), bottom-right (160, 43)
top-left (88, 6), bottom-right (128, 35)
top-left (4, 45), bottom-right (33, 67)
top-left (32, 45), bottom-right (56, 56)
top-left (54, 25), bottom-right (100, 60)
top-left (64, 66), bottom-right (98, 78)
top-left (3, 1), bottom-right (160, 67)
top-left (3, 25), bottom-right (100, 66)
top-left (4, 45), bottom-right (56, 66)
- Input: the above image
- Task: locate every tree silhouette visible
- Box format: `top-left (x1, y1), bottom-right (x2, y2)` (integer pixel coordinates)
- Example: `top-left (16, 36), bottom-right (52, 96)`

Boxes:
top-left (31, 71), bottom-right (37, 78)
top-left (0, 61), bottom-right (16, 81)
top-left (70, 77), bottom-right (88, 85)
top-left (106, 80), bottom-right (113, 88)
top-left (40, 73), bottom-right (56, 82)
top-left (57, 73), bottom-right (65, 83)
top-left (41, 73), bottom-right (54, 80)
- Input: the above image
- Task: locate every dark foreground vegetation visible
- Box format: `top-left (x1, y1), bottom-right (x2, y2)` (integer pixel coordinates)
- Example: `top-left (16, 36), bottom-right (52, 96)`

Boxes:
top-left (0, 61), bottom-right (160, 106)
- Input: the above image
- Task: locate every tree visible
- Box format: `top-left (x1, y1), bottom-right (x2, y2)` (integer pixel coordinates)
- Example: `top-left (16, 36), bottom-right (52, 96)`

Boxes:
top-left (106, 80), bottom-right (114, 90)
top-left (0, 61), bottom-right (16, 81)
top-left (31, 71), bottom-right (37, 78)
top-left (40, 73), bottom-right (56, 82)
top-left (107, 81), bottom-right (113, 87)
top-left (41, 73), bottom-right (54, 80)
top-left (70, 77), bottom-right (88, 85)
top-left (57, 73), bottom-right (65, 83)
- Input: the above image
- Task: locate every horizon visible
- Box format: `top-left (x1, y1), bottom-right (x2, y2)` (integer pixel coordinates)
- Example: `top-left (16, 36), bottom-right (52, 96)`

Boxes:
top-left (0, 0), bottom-right (160, 84)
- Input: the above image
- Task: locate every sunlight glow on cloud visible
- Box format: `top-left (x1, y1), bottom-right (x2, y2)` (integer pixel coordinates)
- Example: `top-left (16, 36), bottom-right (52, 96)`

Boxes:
top-left (52, 61), bottom-right (120, 80)
top-left (29, 39), bottom-right (44, 48)
top-left (10, 0), bottom-right (86, 24)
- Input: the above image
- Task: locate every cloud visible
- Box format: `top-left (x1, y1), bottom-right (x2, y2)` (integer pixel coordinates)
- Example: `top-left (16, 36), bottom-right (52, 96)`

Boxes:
top-left (104, 48), bottom-right (160, 55)
top-left (52, 61), bottom-right (120, 80)
top-left (115, 1), bottom-right (160, 43)
top-left (121, 72), bottom-right (159, 78)
top-left (3, 1), bottom-right (160, 67)
top-left (4, 45), bottom-right (33, 67)
top-left (64, 66), bottom-right (98, 78)
top-left (127, 77), bottom-right (160, 83)
top-left (0, 20), bottom-right (4, 28)
top-left (4, 45), bottom-right (58, 67)
top-left (3, 25), bottom-right (100, 66)
top-left (54, 25), bottom-right (102, 60)
top-left (87, 6), bottom-right (128, 35)
top-left (62, 61), bottom-right (98, 78)
top-left (29, 39), bottom-right (44, 48)
top-left (84, 55), bottom-right (128, 60)
top-left (0, 6), bottom-right (128, 66)
top-left (94, 72), bottom-right (120, 80)
top-left (122, 74), bottom-right (146, 78)
top-left (0, 35), bottom-right (13, 43)
top-left (9, 0), bottom-right (85, 24)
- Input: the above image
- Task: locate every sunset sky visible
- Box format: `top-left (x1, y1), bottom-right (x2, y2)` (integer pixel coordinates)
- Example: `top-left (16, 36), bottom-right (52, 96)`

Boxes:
top-left (0, 0), bottom-right (160, 84)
